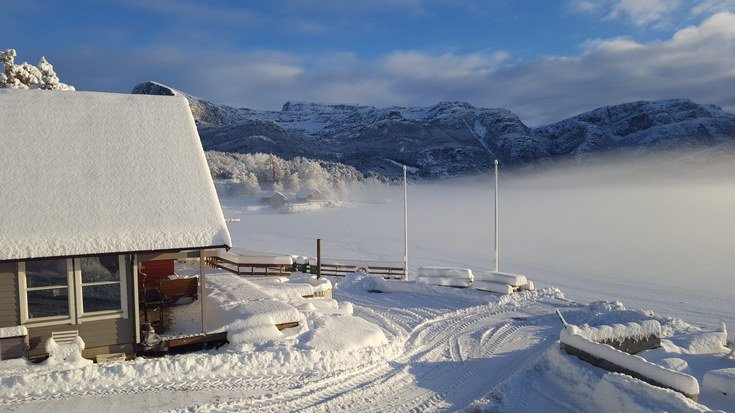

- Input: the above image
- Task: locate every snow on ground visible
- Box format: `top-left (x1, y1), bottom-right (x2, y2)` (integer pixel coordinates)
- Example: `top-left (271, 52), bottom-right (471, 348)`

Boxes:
top-left (3, 157), bottom-right (734, 412)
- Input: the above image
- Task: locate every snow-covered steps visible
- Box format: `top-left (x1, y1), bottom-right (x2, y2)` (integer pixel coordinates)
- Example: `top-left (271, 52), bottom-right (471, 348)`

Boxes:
top-left (415, 266), bottom-right (473, 288)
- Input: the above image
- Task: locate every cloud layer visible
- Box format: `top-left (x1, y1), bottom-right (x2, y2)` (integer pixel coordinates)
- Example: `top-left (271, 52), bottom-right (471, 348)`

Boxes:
top-left (53, 12), bottom-right (735, 126)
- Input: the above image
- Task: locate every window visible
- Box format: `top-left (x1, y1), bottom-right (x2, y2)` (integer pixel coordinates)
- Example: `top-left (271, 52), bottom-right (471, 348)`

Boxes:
top-left (75, 256), bottom-right (127, 317)
top-left (18, 259), bottom-right (74, 324)
top-left (18, 255), bottom-right (128, 327)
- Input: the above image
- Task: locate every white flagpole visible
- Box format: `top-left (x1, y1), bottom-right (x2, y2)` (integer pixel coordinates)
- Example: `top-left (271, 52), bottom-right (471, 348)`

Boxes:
top-left (494, 159), bottom-right (499, 272)
top-left (403, 165), bottom-right (409, 280)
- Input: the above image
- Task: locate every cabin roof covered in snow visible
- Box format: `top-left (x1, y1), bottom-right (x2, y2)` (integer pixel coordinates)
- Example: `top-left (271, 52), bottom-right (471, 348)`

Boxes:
top-left (0, 89), bottom-right (232, 261)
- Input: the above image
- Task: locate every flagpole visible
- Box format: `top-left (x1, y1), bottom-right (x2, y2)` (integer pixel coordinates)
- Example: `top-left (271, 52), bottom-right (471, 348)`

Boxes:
top-left (403, 165), bottom-right (409, 280)
top-left (494, 159), bottom-right (499, 272)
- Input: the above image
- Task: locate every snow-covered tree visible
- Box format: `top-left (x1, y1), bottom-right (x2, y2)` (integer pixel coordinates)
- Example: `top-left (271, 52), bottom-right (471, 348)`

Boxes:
top-left (0, 49), bottom-right (75, 91)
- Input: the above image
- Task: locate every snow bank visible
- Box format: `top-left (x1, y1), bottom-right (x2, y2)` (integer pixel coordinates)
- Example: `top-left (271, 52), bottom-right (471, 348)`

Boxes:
top-left (0, 325), bottom-right (27, 339)
top-left (664, 328), bottom-right (729, 354)
top-left (206, 273), bottom-right (304, 344)
top-left (594, 373), bottom-right (710, 413)
top-left (289, 272), bottom-right (333, 293)
top-left (577, 320), bottom-right (662, 343)
top-left (302, 315), bottom-right (388, 352)
top-left (560, 325), bottom-right (700, 397)
top-left (472, 280), bottom-right (513, 294)
top-left (476, 271), bottom-right (527, 287)
top-left (703, 368), bottom-right (735, 397)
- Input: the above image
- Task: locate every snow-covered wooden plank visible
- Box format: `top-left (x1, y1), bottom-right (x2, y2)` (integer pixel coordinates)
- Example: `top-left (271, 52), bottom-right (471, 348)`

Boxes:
top-left (560, 325), bottom-right (699, 400)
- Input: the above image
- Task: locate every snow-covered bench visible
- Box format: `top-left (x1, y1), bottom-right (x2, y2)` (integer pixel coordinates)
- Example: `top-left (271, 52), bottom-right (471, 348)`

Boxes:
top-left (415, 266), bottom-right (473, 288)
top-left (560, 324), bottom-right (699, 400)
top-left (473, 271), bottom-right (534, 294)
top-left (0, 325), bottom-right (28, 360)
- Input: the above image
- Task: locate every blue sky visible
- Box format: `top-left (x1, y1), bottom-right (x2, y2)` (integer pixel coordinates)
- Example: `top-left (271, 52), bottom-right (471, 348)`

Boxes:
top-left (4, 0), bottom-right (735, 124)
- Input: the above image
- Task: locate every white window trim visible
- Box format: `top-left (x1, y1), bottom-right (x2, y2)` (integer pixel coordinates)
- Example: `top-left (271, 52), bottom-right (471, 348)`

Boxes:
top-left (17, 259), bottom-right (76, 327)
top-left (73, 256), bottom-right (128, 324)
top-left (19, 256), bottom-right (129, 327)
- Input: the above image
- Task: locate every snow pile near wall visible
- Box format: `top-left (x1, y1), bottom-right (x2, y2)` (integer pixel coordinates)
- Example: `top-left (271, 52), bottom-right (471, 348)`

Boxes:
top-left (301, 312), bottom-right (388, 352)
top-left (415, 266), bottom-right (473, 287)
top-left (43, 337), bottom-right (91, 367)
top-left (560, 325), bottom-right (700, 397)
top-left (703, 368), bottom-right (735, 398)
top-left (576, 320), bottom-right (662, 342)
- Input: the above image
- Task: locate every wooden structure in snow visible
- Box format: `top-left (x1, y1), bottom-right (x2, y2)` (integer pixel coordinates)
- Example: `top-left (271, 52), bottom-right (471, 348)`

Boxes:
top-left (207, 250), bottom-right (293, 276)
top-left (296, 189), bottom-right (326, 203)
top-left (559, 322), bottom-right (698, 401)
top-left (0, 90), bottom-right (232, 361)
top-left (261, 191), bottom-right (288, 208)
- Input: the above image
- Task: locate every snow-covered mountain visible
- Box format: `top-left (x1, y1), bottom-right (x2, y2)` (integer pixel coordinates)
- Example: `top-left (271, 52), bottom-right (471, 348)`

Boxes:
top-left (132, 81), bottom-right (735, 178)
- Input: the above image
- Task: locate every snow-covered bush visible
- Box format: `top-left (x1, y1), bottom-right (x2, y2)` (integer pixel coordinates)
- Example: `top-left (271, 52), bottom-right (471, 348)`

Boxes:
top-left (0, 49), bottom-right (75, 91)
top-left (205, 151), bottom-right (376, 200)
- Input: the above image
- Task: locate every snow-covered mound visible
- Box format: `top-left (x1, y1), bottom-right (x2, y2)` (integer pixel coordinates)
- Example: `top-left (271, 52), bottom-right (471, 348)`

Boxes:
top-left (132, 82), bottom-right (735, 179)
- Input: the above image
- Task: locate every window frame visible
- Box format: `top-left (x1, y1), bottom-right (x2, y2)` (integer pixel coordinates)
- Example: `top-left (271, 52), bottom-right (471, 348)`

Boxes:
top-left (17, 259), bottom-right (76, 327)
top-left (73, 255), bottom-right (129, 323)
top-left (18, 255), bottom-right (129, 327)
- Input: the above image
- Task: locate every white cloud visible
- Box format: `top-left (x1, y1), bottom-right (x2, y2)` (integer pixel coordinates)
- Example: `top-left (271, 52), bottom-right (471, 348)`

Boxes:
top-left (609, 0), bottom-right (681, 25)
top-left (61, 13), bottom-right (735, 126)
top-left (568, 0), bottom-right (682, 26)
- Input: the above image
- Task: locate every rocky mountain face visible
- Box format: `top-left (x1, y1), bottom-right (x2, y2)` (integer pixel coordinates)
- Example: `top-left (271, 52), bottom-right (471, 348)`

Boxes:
top-left (132, 81), bottom-right (735, 179)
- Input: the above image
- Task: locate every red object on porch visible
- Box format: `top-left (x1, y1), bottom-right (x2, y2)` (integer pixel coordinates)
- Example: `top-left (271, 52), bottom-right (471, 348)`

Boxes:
top-left (140, 259), bottom-right (175, 288)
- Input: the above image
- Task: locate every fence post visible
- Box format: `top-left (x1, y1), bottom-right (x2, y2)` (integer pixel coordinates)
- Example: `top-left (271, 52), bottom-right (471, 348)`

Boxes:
top-left (317, 238), bottom-right (322, 279)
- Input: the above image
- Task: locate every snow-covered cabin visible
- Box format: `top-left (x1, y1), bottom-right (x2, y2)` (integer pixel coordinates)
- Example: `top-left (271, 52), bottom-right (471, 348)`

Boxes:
top-left (0, 90), bottom-right (231, 361)
top-left (261, 191), bottom-right (288, 208)
top-left (296, 189), bottom-right (325, 203)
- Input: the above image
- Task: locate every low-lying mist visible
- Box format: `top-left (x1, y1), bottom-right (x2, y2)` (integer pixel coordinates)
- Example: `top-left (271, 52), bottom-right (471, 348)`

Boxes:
top-left (223, 150), bottom-right (735, 327)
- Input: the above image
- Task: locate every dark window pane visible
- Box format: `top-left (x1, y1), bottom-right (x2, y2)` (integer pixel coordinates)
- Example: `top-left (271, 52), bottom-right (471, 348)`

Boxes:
top-left (27, 288), bottom-right (69, 318)
top-left (80, 256), bottom-right (120, 283)
top-left (82, 284), bottom-right (121, 312)
top-left (26, 259), bottom-right (68, 288)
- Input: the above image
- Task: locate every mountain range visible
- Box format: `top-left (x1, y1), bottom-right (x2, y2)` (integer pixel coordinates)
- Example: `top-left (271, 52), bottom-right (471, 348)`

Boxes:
top-left (132, 81), bottom-right (735, 179)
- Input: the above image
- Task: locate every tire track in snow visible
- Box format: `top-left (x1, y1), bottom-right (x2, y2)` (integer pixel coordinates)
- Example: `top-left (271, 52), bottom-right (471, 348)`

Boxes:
top-left (201, 300), bottom-right (546, 413)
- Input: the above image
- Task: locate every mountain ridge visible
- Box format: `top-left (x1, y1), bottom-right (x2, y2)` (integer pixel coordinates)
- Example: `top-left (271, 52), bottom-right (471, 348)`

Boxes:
top-left (131, 81), bottom-right (735, 178)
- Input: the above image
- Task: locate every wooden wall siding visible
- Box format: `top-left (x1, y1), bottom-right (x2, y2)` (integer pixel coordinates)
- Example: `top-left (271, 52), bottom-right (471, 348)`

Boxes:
top-left (0, 262), bottom-right (20, 328)
top-left (25, 256), bottom-right (137, 359)
top-left (0, 337), bottom-right (26, 360)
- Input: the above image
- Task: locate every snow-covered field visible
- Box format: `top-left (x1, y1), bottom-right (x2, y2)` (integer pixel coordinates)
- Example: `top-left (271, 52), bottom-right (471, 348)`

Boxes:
top-left (3, 156), bottom-right (734, 412)
top-left (222, 156), bottom-right (735, 330)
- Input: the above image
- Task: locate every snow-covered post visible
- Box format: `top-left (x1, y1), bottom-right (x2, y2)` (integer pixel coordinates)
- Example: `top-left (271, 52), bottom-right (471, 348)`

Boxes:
top-left (200, 250), bottom-right (207, 334)
top-left (494, 159), bottom-right (499, 272)
top-left (403, 165), bottom-right (409, 280)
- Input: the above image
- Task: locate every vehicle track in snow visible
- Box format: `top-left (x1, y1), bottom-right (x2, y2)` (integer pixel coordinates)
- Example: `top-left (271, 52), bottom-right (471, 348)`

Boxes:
top-left (193, 294), bottom-right (572, 413)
